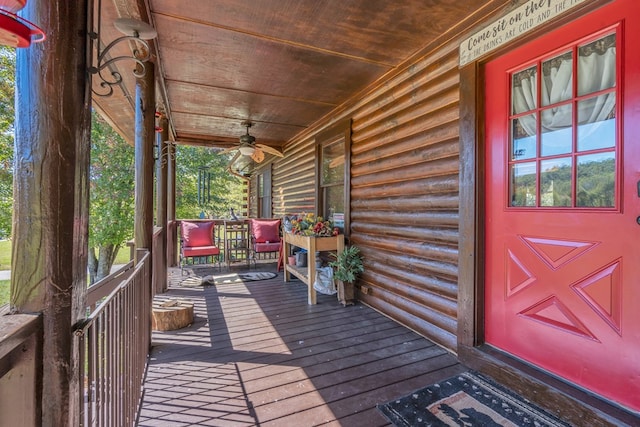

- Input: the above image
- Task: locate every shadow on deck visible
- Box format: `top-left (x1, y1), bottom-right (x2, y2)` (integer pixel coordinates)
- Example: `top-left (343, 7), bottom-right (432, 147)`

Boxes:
top-left (138, 264), bottom-right (464, 426)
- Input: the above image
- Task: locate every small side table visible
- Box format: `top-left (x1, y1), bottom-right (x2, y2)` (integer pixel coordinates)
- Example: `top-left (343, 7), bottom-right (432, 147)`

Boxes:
top-left (223, 220), bottom-right (251, 269)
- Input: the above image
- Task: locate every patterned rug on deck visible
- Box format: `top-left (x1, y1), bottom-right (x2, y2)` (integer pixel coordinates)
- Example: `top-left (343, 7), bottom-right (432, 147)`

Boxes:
top-left (377, 371), bottom-right (570, 427)
top-left (179, 271), bottom-right (277, 287)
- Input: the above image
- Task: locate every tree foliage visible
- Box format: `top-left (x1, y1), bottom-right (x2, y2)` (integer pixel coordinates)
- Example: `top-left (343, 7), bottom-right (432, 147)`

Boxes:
top-left (88, 112), bottom-right (135, 283)
top-left (0, 47), bottom-right (15, 239)
top-left (511, 157), bottom-right (616, 208)
top-left (0, 45), bottom-right (243, 286)
top-left (175, 146), bottom-right (244, 220)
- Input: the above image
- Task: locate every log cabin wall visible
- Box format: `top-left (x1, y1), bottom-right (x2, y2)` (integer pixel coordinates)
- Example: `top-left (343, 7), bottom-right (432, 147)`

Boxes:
top-left (266, 0), bottom-right (518, 352)
top-left (270, 37), bottom-right (460, 352)
top-left (272, 138), bottom-right (317, 217)
top-left (248, 175), bottom-right (258, 218)
top-left (241, 180), bottom-right (249, 218)
top-left (349, 43), bottom-right (460, 352)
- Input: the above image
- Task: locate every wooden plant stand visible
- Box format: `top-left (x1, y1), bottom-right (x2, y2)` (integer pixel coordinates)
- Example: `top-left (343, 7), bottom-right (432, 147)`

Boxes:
top-left (283, 233), bottom-right (344, 305)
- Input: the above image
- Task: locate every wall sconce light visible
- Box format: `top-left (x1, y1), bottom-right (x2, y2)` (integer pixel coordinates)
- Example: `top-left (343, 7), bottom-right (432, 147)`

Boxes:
top-left (88, 0), bottom-right (157, 97)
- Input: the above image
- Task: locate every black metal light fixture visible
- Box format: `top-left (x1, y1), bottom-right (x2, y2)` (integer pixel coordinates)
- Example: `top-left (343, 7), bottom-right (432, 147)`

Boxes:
top-left (238, 121), bottom-right (256, 156)
top-left (88, 0), bottom-right (157, 97)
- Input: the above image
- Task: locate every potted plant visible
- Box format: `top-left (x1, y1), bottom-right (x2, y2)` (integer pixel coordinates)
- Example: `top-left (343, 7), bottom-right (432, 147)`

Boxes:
top-left (329, 245), bottom-right (364, 306)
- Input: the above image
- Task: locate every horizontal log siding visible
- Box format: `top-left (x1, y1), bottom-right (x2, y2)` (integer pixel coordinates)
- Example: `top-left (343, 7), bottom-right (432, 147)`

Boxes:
top-left (270, 40), bottom-right (461, 352)
top-left (272, 140), bottom-right (317, 217)
top-left (249, 175), bottom-right (258, 218)
top-left (350, 45), bottom-right (460, 352)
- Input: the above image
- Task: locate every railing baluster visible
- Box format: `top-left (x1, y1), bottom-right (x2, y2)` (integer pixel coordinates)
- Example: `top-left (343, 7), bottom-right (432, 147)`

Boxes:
top-left (108, 298), bottom-right (114, 426)
top-left (89, 321), bottom-right (96, 426)
top-left (73, 251), bottom-right (152, 426)
top-left (100, 311), bottom-right (106, 426)
top-left (115, 290), bottom-right (121, 427)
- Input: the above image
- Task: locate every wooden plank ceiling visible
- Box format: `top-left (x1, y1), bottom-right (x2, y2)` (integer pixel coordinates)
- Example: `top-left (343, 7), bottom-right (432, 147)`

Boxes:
top-left (93, 0), bottom-right (488, 152)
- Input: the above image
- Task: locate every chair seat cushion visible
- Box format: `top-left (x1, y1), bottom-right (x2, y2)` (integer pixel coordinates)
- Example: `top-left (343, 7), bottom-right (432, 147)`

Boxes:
top-left (183, 246), bottom-right (220, 257)
top-left (254, 242), bottom-right (281, 253)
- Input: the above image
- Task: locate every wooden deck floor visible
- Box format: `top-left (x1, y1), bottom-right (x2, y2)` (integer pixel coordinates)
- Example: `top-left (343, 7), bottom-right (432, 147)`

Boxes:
top-left (138, 266), bottom-right (464, 426)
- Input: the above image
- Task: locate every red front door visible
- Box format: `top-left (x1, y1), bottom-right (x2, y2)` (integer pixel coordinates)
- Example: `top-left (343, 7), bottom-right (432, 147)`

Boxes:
top-left (485, 0), bottom-right (640, 412)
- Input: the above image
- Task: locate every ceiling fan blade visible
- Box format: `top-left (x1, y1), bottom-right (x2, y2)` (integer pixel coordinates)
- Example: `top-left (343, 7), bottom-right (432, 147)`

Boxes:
top-left (251, 147), bottom-right (265, 163)
top-left (256, 144), bottom-right (284, 157)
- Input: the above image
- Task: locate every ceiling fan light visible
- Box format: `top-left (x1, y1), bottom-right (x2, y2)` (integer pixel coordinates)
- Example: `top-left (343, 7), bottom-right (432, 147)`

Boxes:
top-left (238, 145), bottom-right (255, 156)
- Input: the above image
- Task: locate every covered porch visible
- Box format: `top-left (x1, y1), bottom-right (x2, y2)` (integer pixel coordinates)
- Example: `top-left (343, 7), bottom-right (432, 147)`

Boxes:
top-left (1, 0), bottom-right (639, 426)
top-left (139, 267), bottom-right (463, 426)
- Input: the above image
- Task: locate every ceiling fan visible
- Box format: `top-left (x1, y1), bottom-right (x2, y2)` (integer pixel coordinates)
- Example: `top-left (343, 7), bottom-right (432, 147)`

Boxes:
top-left (220, 120), bottom-right (284, 163)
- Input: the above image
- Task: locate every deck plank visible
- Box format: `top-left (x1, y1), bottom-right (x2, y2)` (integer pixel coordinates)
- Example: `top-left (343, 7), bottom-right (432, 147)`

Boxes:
top-left (139, 268), bottom-right (462, 425)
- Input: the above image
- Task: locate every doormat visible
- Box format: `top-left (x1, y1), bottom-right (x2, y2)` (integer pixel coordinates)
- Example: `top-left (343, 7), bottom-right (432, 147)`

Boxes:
top-left (179, 271), bottom-right (277, 287)
top-left (211, 271), bottom-right (278, 285)
top-left (377, 371), bottom-right (570, 427)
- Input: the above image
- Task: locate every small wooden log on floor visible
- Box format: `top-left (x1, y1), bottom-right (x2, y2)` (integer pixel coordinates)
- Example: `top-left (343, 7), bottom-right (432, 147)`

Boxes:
top-left (152, 299), bottom-right (194, 331)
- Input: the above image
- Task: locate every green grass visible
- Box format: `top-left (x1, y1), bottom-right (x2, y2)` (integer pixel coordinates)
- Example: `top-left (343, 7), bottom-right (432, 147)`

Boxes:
top-left (0, 240), bottom-right (132, 271)
top-left (0, 240), bottom-right (10, 271)
top-left (0, 241), bottom-right (130, 306)
top-left (114, 246), bottom-right (133, 265)
top-left (0, 280), bottom-right (9, 306)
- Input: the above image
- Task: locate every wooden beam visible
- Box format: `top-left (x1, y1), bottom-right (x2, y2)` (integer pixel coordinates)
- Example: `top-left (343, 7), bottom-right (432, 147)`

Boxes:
top-left (167, 138), bottom-right (178, 267)
top-left (174, 133), bottom-right (285, 148)
top-left (134, 62), bottom-right (156, 259)
top-left (155, 117), bottom-right (169, 292)
top-left (12, 1), bottom-right (90, 424)
top-left (457, 61), bottom-right (483, 349)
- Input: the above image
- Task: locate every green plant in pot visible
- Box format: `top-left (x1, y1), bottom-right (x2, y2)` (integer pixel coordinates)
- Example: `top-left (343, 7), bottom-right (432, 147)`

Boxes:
top-left (329, 245), bottom-right (364, 306)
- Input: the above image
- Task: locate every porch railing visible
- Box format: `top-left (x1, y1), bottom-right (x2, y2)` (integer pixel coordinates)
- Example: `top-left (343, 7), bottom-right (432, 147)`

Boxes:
top-left (86, 261), bottom-right (136, 312)
top-left (74, 250), bottom-right (152, 426)
top-left (0, 309), bottom-right (42, 426)
top-left (152, 226), bottom-right (165, 295)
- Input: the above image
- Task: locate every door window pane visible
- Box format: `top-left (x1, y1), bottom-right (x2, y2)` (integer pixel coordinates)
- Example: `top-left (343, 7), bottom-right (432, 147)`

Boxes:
top-left (506, 31), bottom-right (618, 210)
top-left (510, 162), bottom-right (537, 207)
top-left (577, 152), bottom-right (615, 207)
top-left (577, 94), bottom-right (616, 152)
top-left (511, 114), bottom-right (536, 160)
top-left (542, 51), bottom-right (573, 106)
top-left (512, 66), bottom-right (537, 114)
top-left (541, 104), bottom-right (572, 156)
top-left (578, 34), bottom-right (616, 97)
top-left (541, 157), bottom-right (572, 207)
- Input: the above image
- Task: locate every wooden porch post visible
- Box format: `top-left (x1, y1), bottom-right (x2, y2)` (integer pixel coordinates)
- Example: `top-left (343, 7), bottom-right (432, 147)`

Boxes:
top-left (134, 62), bottom-right (156, 262)
top-left (155, 116), bottom-right (169, 292)
top-left (12, 1), bottom-right (90, 425)
top-left (167, 135), bottom-right (177, 267)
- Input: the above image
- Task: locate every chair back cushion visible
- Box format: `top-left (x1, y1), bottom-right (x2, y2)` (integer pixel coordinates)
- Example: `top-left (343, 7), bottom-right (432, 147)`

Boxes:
top-left (250, 219), bottom-right (281, 243)
top-left (181, 221), bottom-right (215, 247)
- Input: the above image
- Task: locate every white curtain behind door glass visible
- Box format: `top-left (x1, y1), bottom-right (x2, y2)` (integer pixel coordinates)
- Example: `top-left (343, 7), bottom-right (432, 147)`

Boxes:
top-left (512, 35), bottom-right (616, 139)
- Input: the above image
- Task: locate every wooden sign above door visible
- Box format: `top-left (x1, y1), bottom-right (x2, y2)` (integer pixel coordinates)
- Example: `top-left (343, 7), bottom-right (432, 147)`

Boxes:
top-left (459, 0), bottom-right (587, 67)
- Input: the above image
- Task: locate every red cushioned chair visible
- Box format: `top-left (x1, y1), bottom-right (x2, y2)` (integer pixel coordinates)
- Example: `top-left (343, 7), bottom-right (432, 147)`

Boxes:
top-left (249, 218), bottom-right (282, 268)
top-left (180, 220), bottom-right (221, 274)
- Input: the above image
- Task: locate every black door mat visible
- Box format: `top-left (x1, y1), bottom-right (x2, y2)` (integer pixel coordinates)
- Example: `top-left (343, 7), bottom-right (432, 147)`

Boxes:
top-left (377, 371), bottom-right (571, 426)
